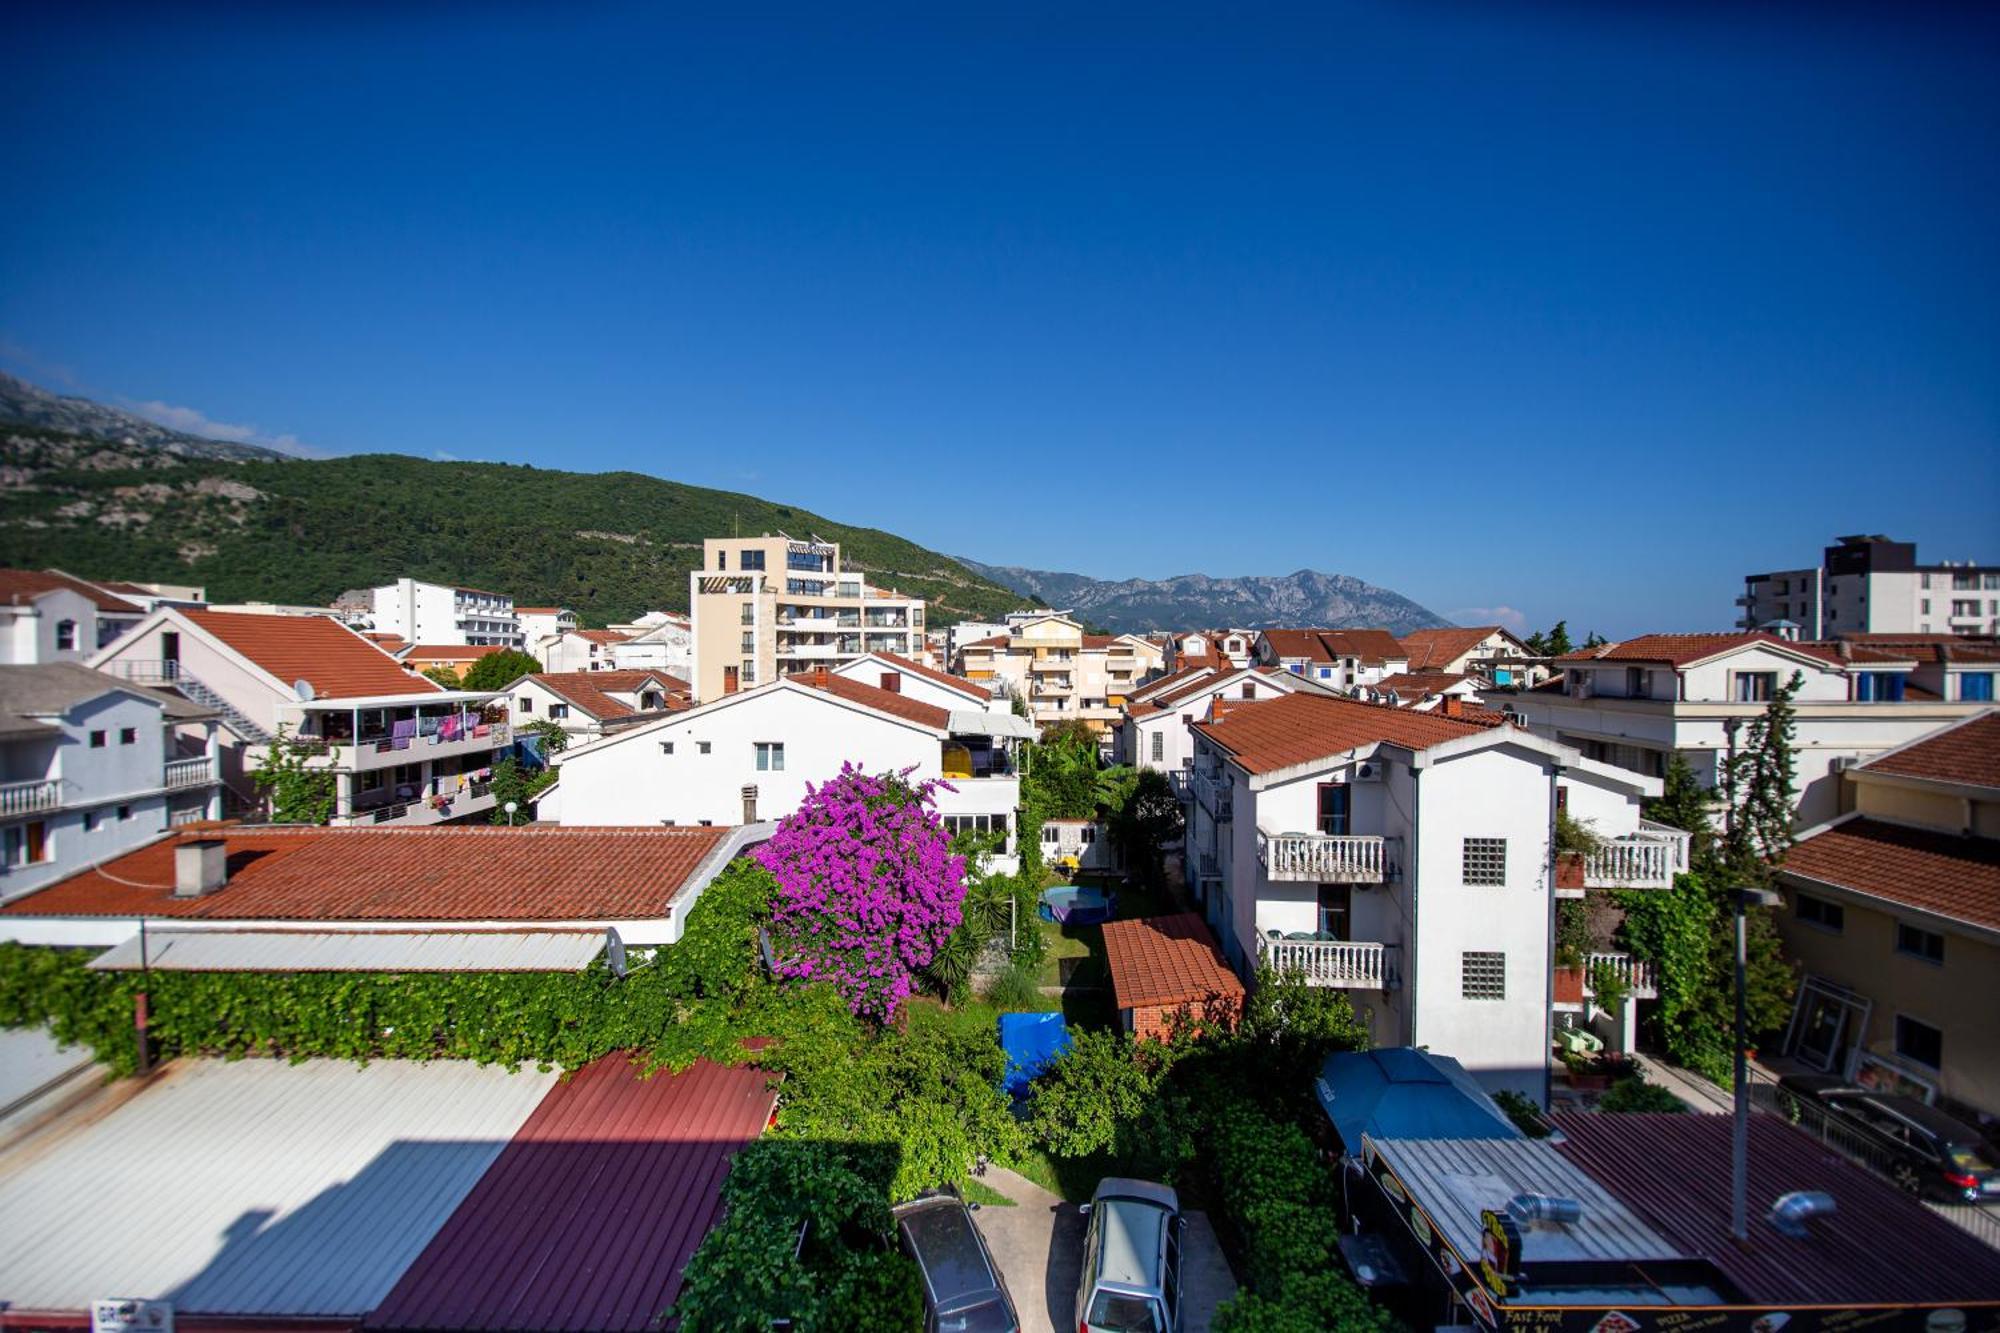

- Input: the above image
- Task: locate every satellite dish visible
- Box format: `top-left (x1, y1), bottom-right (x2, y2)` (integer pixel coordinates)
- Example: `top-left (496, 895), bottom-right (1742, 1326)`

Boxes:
top-left (605, 926), bottom-right (628, 979)
top-left (293, 679), bottom-right (316, 702)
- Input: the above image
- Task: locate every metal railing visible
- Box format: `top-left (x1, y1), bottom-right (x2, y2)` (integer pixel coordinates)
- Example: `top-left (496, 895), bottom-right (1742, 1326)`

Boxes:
top-left (1257, 830), bottom-right (1393, 883)
top-left (1165, 769), bottom-right (1191, 799)
top-left (163, 756), bottom-right (217, 790)
top-left (1190, 771), bottom-right (1232, 820)
top-left (1258, 937), bottom-right (1395, 990)
top-left (0, 779), bottom-right (61, 817)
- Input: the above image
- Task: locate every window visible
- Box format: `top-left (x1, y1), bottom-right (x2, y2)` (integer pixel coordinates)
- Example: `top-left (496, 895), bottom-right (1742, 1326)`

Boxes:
top-left (1625, 667), bottom-right (1652, 697)
top-left (1960, 673), bottom-right (1995, 703)
top-left (119, 727), bottom-right (137, 745)
top-left (1462, 952), bottom-right (1506, 1000)
top-left (740, 603), bottom-right (755, 625)
top-left (1734, 672), bottom-right (1777, 702)
top-left (1953, 572), bottom-right (1979, 591)
top-left (1952, 600), bottom-right (1980, 617)
top-left (1796, 894), bottom-right (1844, 933)
top-left (1318, 784), bottom-right (1351, 837)
top-left (4, 821), bottom-right (50, 866)
top-left (1150, 731), bottom-right (1164, 762)
top-left (1042, 825), bottom-right (1060, 845)
top-left (1854, 672), bottom-right (1906, 702)
top-left (1288, 663), bottom-right (1302, 674)
top-left (755, 742), bottom-right (785, 772)
top-left (1081, 825), bottom-right (1097, 844)
top-left (89, 730), bottom-right (107, 748)
top-left (117, 804), bottom-right (133, 821)
top-left (1894, 1015), bottom-right (1943, 1070)
top-left (1318, 667), bottom-right (1332, 679)
top-left (715, 550), bottom-right (728, 570)
top-left (55, 619), bottom-right (78, 651)
top-left (740, 549), bottom-right (766, 570)
top-left (697, 741), bottom-right (711, 755)
top-left (661, 741), bottom-right (675, 755)
top-left (741, 632), bottom-right (755, 653)
top-left (1895, 923), bottom-right (1945, 964)
top-left (548, 703), bottom-right (569, 720)
top-left (740, 661), bottom-right (757, 685)
top-left (1462, 838), bottom-right (1506, 886)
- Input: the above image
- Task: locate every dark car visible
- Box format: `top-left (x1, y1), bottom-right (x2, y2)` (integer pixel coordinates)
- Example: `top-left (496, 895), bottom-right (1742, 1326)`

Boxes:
top-left (892, 1188), bottom-right (1020, 1333)
top-left (1779, 1074), bottom-right (2000, 1204)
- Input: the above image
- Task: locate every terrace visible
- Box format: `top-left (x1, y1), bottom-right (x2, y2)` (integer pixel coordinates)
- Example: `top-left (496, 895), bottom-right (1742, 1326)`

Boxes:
top-left (293, 693), bottom-right (511, 774)
top-left (1256, 830), bottom-right (1398, 884)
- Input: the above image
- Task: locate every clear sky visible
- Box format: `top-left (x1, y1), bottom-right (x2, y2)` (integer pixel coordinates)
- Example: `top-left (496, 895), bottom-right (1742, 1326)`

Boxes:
top-left (4, 3), bottom-right (1995, 637)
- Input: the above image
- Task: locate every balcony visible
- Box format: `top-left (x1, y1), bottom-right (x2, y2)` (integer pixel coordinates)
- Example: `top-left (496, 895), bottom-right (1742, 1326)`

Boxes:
top-left (1258, 936), bottom-right (1396, 989)
top-left (0, 779), bottom-right (61, 818)
top-left (1588, 951), bottom-right (1659, 998)
top-left (336, 781), bottom-right (497, 828)
top-left (1190, 771), bottom-right (1232, 821)
top-left (164, 756), bottom-right (218, 790)
top-left (1581, 833), bottom-right (1677, 889)
top-left (1165, 770), bottom-right (1191, 800)
top-left (1256, 830), bottom-right (1395, 883)
top-left (326, 723), bottom-right (511, 773)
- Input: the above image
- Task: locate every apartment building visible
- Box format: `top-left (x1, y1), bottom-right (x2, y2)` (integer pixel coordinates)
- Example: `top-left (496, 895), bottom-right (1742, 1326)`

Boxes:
top-left (687, 535), bottom-right (924, 704)
top-left (1118, 665), bottom-right (1325, 773)
top-left (1737, 534), bottom-right (1997, 638)
top-left (1, 569), bottom-right (147, 664)
top-left (1164, 629), bottom-right (1255, 673)
top-left (1181, 692), bottom-right (1663, 1100)
top-left (1398, 625), bottom-right (1541, 686)
top-left (831, 651), bottom-right (1002, 716)
top-left (1, 664), bottom-right (225, 902)
top-left (503, 670), bottom-right (691, 745)
top-left (91, 608), bottom-right (513, 828)
top-left (370, 578), bottom-right (524, 649)
top-left (605, 612), bottom-right (693, 679)
top-left (956, 613), bottom-right (1164, 733)
top-left (1254, 628), bottom-right (1409, 691)
top-left (1502, 631), bottom-right (1995, 827)
top-left (548, 667), bottom-right (1031, 871)
top-left (514, 606), bottom-right (579, 647)
top-left (536, 628), bottom-right (633, 673)
top-left (1773, 711), bottom-right (2000, 1123)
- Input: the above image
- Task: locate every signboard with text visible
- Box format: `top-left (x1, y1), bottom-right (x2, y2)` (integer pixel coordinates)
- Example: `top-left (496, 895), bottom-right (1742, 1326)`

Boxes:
top-left (91, 1300), bottom-right (173, 1333)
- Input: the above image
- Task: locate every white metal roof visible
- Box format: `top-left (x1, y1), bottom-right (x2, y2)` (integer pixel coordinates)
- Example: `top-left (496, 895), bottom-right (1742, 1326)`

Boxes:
top-left (1367, 1134), bottom-right (1684, 1267)
top-left (0, 1026), bottom-right (92, 1118)
top-left (0, 1058), bottom-right (557, 1316)
top-left (84, 928), bottom-right (607, 973)
top-left (948, 709), bottom-right (1035, 739)
top-left (296, 689), bottom-right (499, 709)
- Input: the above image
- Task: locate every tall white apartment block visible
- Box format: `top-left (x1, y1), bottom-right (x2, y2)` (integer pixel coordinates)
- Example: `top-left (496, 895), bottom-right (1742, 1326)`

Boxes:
top-left (1737, 534), bottom-right (1996, 638)
top-left (370, 578), bottom-right (524, 649)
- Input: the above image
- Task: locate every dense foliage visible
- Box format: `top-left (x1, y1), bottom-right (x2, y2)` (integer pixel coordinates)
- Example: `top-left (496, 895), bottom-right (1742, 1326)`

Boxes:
top-left (0, 430), bottom-right (1028, 626)
top-left (757, 765), bottom-right (967, 1021)
top-left (251, 725), bottom-right (335, 824)
top-left (1598, 1075), bottom-right (1687, 1113)
top-left (460, 648), bottom-right (544, 692)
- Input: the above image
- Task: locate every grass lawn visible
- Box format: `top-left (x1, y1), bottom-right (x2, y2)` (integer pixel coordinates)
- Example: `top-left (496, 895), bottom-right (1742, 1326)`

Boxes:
top-left (1030, 870), bottom-right (1193, 998)
top-left (958, 1175), bottom-right (1016, 1207)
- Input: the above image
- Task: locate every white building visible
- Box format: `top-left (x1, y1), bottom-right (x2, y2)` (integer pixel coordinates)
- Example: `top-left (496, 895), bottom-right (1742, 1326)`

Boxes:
top-left (91, 608), bottom-right (512, 828)
top-left (503, 670), bottom-right (691, 746)
top-left (946, 620), bottom-right (1009, 662)
top-left (1183, 692), bottom-right (1664, 1100)
top-left (1398, 625), bottom-right (1542, 687)
top-left (1, 570), bottom-right (147, 664)
top-left (1503, 632), bottom-right (1996, 827)
top-left (831, 651), bottom-right (1002, 716)
top-left (1118, 665), bottom-right (1326, 773)
top-left (957, 613), bottom-right (1164, 733)
top-left (1737, 534), bottom-right (1997, 638)
top-left (607, 613), bottom-right (693, 679)
top-left (535, 628), bottom-right (632, 673)
top-left (514, 606), bottom-right (579, 647)
top-left (1, 664), bottom-right (224, 902)
top-left (1254, 628), bottom-right (1410, 691)
top-left (370, 578), bottom-right (524, 649)
top-left (1163, 630), bottom-right (1255, 673)
top-left (549, 667), bottom-right (1033, 872)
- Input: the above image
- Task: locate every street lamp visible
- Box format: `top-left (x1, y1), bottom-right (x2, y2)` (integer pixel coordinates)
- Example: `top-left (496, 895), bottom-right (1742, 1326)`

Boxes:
top-left (503, 800), bottom-right (520, 827)
top-left (1731, 882), bottom-right (1783, 1243)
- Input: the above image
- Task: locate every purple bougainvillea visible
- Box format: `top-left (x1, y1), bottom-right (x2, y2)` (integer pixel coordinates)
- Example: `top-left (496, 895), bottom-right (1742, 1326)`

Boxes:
top-left (754, 763), bottom-right (967, 1022)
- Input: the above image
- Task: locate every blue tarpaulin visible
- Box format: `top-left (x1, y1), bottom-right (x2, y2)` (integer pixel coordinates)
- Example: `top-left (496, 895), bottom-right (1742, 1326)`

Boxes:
top-left (998, 1012), bottom-right (1071, 1096)
top-left (1314, 1047), bottom-right (1523, 1153)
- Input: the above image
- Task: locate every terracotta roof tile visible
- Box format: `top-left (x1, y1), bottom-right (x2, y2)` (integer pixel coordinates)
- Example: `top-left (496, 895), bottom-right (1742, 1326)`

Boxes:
top-left (1397, 627), bottom-right (1498, 671)
top-left (0, 824), bottom-right (735, 922)
top-left (574, 629), bottom-right (633, 644)
top-left (532, 670), bottom-right (692, 721)
top-left (863, 651), bottom-right (989, 701)
top-left (1102, 912), bottom-right (1246, 1010)
top-left (1126, 665), bottom-right (1215, 706)
top-left (1861, 712), bottom-right (2000, 788)
top-left (181, 608), bottom-right (442, 700)
top-left (1555, 632), bottom-right (1830, 669)
top-left (797, 670), bottom-right (951, 729)
top-left (407, 644), bottom-right (501, 661)
top-left (1192, 691), bottom-right (1487, 774)
top-left (1370, 672), bottom-right (1476, 697)
top-left (0, 568), bottom-right (143, 615)
top-left (1258, 627), bottom-right (1407, 666)
top-left (1781, 817), bottom-right (2000, 932)
top-left (1811, 636), bottom-right (2000, 666)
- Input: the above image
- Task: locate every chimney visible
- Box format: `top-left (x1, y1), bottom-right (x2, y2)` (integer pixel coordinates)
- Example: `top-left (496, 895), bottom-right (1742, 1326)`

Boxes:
top-left (741, 784), bottom-right (758, 823)
top-left (1441, 695), bottom-right (1463, 718)
top-left (880, 671), bottom-right (902, 694)
top-left (174, 838), bottom-right (228, 897)
top-left (808, 666), bottom-right (831, 688)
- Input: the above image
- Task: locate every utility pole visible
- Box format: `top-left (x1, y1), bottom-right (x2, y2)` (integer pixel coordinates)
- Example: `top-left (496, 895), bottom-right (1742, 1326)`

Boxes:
top-left (1731, 884), bottom-right (1781, 1242)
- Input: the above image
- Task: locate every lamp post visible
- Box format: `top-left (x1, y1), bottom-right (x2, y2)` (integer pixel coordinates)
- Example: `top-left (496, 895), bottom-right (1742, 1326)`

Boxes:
top-left (504, 800), bottom-right (520, 827)
top-left (1731, 882), bottom-right (1783, 1243)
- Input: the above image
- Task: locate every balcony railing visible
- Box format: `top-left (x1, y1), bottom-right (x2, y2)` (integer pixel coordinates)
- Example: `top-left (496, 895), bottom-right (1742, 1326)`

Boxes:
top-left (1165, 770), bottom-right (1191, 799)
top-left (164, 756), bottom-right (218, 790)
top-left (1585, 951), bottom-right (1659, 999)
top-left (0, 779), bottom-right (61, 818)
top-left (1258, 937), bottom-right (1395, 990)
top-left (1637, 819), bottom-right (1692, 872)
top-left (1257, 831), bottom-right (1393, 883)
top-left (1190, 771), bottom-right (1232, 821)
top-left (1582, 834), bottom-right (1675, 889)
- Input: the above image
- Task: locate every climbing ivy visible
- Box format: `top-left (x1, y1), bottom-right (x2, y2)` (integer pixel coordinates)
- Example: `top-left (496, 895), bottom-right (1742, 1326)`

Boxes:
top-left (251, 725), bottom-right (336, 824)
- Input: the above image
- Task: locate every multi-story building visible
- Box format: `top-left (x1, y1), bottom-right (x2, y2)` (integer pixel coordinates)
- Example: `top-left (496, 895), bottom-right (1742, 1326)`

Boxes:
top-left (605, 612), bottom-right (693, 679)
top-left (1, 664), bottom-right (224, 902)
top-left (502, 670), bottom-right (691, 746)
top-left (370, 578), bottom-right (524, 649)
top-left (956, 613), bottom-right (1164, 733)
top-left (91, 608), bottom-right (513, 828)
top-left (547, 666), bottom-right (1031, 871)
top-left (946, 620), bottom-right (1009, 663)
top-left (514, 607), bottom-right (579, 648)
top-left (534, 628), bottom-right (632, 673)
top-left (688, 535), bottom-right (925, 703)
top-left (1181, 692), bottom-right (1665, 1100)
top-left (1117, 665), bottom-right (1326, 773)
top-left (1397, 625), bottom-right (1542, 686)
top-left (1773, 710), bottom-right (2000, 1123)
top-left (1163, 629), bottom-right (1255, 673)
top-left (1, 570), bottom-right (147, 664)
top-left (1737, 534), bottom-right (1997, 638)
top-left (1253, 628), bottom-right (1409, 691)
top-left (1503, 631), bottom-right (1996, 826)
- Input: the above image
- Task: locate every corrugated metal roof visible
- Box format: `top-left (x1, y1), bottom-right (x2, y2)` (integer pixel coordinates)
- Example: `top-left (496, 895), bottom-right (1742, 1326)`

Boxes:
top-left (366, 1054), bottom-right (780, 1332)
top-left (0, 1026), bottom-right (92, 1118)
top-left (0, 1059), bottom-right (557, 1317)
top-left (1366, 1135), bottom-right (1683, 1267)
top-left (85, 929), bottom-right (607, 973)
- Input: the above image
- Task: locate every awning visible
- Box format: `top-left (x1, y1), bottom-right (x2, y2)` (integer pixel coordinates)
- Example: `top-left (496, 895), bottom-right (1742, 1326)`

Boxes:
top-left (86, 928), bottom-right (607, 973)
top-left (948, 710), bottom-right (1036, 739)
top-left (1314, 1047), bottom-right (1522, 1152)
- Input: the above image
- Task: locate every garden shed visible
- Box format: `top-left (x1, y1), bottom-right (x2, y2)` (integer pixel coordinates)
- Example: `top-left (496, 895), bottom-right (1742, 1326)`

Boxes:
top-left (1100, 911), bottom-right (1244, 1041)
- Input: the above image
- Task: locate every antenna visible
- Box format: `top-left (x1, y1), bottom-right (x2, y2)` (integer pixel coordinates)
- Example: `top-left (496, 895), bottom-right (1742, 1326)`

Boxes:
top-left (605, 926), bottom-right (628, 978)
top-left (293, 679), bottom-right (316, 702)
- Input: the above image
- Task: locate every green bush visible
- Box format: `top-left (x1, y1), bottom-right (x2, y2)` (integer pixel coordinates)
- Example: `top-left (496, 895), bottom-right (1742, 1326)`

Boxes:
top-left (982, 962), bottom-right (1042, 1012)
top-left (1598, 1076), bottom-right (1686, 1114)
top-left (1027, 1029), bottom-right (1165, 1159)
top-left (1491, 1089), bottom-right (1551, 1138)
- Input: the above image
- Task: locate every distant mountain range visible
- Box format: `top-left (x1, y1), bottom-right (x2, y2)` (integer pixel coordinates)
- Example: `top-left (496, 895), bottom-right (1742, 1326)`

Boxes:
top-left (0, 372), bottom-right (287, 462)
top-left (954, 559), bottom-right (1452, 635)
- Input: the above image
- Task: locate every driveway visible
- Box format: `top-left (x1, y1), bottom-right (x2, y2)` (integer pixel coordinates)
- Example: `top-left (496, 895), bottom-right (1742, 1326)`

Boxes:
top-left (975, 1166), bottom-right (1238, 1332)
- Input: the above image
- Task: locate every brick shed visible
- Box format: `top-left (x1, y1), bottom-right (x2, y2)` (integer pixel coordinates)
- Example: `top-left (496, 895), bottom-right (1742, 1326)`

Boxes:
top-left (1101, 912), bottom-right (1246, 1041)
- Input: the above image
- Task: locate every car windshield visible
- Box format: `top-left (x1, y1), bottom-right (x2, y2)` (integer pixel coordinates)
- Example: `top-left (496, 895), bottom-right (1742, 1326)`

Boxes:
top-left (1087, 1291), bottom-right (1164, 1332)
top-left (1949, 1144), bottom-right (1995, 1172)
top-left (939, 1298), bottom-right (1018, 1333)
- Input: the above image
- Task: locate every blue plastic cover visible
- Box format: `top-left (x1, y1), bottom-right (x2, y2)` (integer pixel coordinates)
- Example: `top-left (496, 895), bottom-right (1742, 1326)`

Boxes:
top-left (998, 1012), bottom-right (1071, 1096)
top-left (1314, 1047), bottom-right (1523, 1152)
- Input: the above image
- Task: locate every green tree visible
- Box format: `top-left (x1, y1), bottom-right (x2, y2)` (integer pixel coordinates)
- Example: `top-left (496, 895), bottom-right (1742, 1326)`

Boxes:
top-left (1721, 670), bottom-right (1803, 882)
top-left (1109, 768), bottom-right (1186, 891)
top-left (487, 756), bottom-right (552, 824)
top-left (1542, 620), bottom-right (1574, 657)
top-left (519, 717), bottom-right (569, 757)
top-left (459, 648), bottom-right (543, 692)
top-left (421, 665), bottom-right (462, 687)
top-left (252, 726), bottom-right (336, 824)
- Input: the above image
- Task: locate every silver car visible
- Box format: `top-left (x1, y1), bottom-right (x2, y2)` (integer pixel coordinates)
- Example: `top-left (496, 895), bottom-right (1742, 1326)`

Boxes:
top-left (1075, 1177), bottom-right (1185, 1333)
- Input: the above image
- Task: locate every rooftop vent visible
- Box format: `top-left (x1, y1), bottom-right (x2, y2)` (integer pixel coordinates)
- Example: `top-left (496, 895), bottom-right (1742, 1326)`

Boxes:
top-left (1506, 1193), bottom-right (1583, 1226)
top-left (174, 838), bottom-right (228, 898)
top-left (1767, 1190), bottom-right (1836, 1238)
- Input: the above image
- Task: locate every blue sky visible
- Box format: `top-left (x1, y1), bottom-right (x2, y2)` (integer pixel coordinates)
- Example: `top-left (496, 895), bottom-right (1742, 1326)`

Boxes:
top-left (4, 3), bottom-right (1995, 636)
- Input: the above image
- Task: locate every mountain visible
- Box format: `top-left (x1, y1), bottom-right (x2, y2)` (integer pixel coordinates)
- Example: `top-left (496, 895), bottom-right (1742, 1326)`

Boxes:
top-left (955, 558), bottom-right (1452, 635)
top-left (0, 372), bottom-right (287, 462)
top-left (0, 384), bottom-right (1028, 627)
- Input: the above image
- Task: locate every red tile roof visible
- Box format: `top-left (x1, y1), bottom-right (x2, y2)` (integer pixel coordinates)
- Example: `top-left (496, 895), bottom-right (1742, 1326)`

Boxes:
top-left (1397, 627), bottom-right (1499, 671)
top-left (1813, 636), bottom-right (2000, 666)
top-left (1557, 632), bottom-right (1831, 669)
top-left (1258, 627), bottom-right (1407, 666)
top-left (1369, 672), bottom-right (1475, 698)
top-left (1102, 912), bottom-right (1246, 1010)
top-left (1861, 711), bottom-right (2000, 789)
top-left (407, 644), bottom-right (502, 661)
top-left (0, 824), bottom-right (734, 922)
top-left (798, 671), bottom-right (951, 729)
top-left (533, 670), bottom-right (692, 721)
top-left (1137, 666), bottom-right (1291, 714)
top-left (574, 629), bottom-right (632, 644)
top-left (863, 650), bottom-right (989, 701)
top-left (958, 634), bottom-right (1010, 651)
top-left (0, 568), bottom-right (143, 614)
top-left (1552, 1112), bottom-right (2000, 1304)
top-left (1126, 664), bottom-right (1215, 706)
top-left (1192, 692), bottom-right (1487, 774)
top-left (181, 608), bottom-right (442, 699)
top-left (365, 1053), bottom-right (778, 1333)
top-left (1781, 816), bottom-right (2000, 932)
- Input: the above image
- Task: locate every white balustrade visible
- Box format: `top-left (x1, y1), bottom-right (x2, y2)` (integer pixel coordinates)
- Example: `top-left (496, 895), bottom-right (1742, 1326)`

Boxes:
top-left (1257, 831), bottom-right (1390, 883)
top-left (1258, 937), bottom-right (1393, 989)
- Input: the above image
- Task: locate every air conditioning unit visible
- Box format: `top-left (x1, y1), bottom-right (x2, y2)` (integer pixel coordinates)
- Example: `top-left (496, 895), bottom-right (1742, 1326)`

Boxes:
top-left (1353, 762), bottom-right (1382, 782)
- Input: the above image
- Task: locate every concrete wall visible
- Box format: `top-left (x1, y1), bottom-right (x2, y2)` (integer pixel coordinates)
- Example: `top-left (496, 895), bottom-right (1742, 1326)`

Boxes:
top-left (0, 589), bottom-right (102, 665)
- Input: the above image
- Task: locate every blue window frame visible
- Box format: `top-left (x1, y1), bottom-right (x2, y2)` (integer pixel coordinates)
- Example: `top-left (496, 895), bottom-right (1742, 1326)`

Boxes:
top-left (1855, 672), bottom-right (1906, 702)
top-left (1961, 673), bottom-right (1994, 702)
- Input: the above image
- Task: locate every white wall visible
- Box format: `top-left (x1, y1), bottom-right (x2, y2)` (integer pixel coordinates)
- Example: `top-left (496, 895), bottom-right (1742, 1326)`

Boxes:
top-left (832, 658), bottom-right (993, 716)
top-left (0, 589), bottom-right (102, 665)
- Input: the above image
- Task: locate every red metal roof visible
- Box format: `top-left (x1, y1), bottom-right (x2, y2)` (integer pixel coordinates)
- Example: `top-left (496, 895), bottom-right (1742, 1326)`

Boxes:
top-left (1101, 912), bottom-right (1245, 1010)
top-left (182, 609), bottom-right (441, 700)
top-left (365, 1054), bottom-right (779, 1332)
top-left (1551, 1111), bottom-right (2000, 1304)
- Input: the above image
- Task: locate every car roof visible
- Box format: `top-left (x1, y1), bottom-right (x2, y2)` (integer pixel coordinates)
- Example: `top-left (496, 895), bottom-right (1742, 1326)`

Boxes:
top-left (897, 1197), bottom-right (1002, 1305)
top-left (1092, 1176), bottom-right (1180, 1212)
top-left (1095, 1198), bottom-right (1168, 1291)
top-left (1855, 1092), bottom-right (1988, 1142)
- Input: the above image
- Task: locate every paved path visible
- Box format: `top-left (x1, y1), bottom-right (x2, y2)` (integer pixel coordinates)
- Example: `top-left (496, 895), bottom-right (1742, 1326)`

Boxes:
top-left (974, 1166), bottom-right (1238, 1332)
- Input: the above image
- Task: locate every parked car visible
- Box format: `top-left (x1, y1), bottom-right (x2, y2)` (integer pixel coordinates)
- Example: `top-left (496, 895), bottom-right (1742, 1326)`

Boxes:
top-left (1778, 1074), bottom-right (1999, 1204)
top-left (1075, 1177), bottom-right (1186, 1333)
top-left (891, 1187), bottom-right (1020, 1333)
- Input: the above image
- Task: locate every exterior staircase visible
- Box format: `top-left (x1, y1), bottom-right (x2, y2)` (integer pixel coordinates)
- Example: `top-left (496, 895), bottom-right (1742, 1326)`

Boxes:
top-left (104, 661), bottom-right (273, 745)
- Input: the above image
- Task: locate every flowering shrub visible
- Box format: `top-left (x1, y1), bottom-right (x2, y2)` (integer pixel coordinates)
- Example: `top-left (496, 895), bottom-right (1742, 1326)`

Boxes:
top-left (755, 764), bottom-right (967, 1022)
